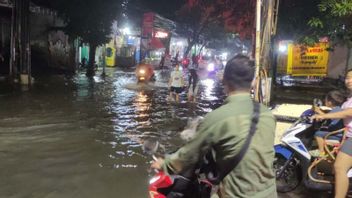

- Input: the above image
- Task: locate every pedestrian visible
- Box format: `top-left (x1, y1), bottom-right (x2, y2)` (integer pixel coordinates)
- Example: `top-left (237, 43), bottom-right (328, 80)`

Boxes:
top-left (188, 54), bottom-right (199, 102)
top-left (310, 90), bottom-right (345, 158)
top-left (175, 51), bottom-right (179, 63)
top-left (159, 52), bottom-right (165, 69)
top-left (152, 55), bottom-right (277, 197)
top-left (311, 69), bottom-right (352, 198)
top-left (168, 64), bottom-right (184, 103)
top-left (80, 57), bottom-right (87, 69)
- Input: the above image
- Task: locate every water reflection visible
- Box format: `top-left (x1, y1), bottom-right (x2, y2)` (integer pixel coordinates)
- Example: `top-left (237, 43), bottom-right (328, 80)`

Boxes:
top-left (0, 69), bottom-right (226, 198)
top-left (134, 91), bottom-right (151, 117)
top-left (201, 79), bottom-right (216, 101)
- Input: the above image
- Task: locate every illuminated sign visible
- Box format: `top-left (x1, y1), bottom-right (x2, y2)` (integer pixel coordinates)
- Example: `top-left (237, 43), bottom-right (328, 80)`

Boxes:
top-left (155, 31), bottom-right (168, 38)
top-left (277, 41), bottom-right (329, 77)
top-left (289, 43), bottom-right (329, 76)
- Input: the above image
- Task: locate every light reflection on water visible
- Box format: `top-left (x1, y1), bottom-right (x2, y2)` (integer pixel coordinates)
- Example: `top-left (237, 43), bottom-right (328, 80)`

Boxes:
top-left (0, 69), bottom-right (225, 198)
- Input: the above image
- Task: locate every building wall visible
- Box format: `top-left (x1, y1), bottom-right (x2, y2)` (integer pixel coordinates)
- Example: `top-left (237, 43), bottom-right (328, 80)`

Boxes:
top-left (327, 45), bottom-right (349, 79)
top-left (30, 12), bottom-right (75, 73)
top-left (0, 6), bottom-right (75, 75)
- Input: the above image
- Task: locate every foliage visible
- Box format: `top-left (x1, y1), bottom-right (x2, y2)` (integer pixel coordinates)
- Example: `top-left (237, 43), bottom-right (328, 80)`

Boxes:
top-left (307, 0), bottom-right (352, 47)
top-left (175, 0), bottom-right (255, 56)
top-left (276, 0), bottom-right (352, 47)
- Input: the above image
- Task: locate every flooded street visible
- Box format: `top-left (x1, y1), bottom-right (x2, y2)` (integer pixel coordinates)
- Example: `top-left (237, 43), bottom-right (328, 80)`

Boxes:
top-left (0, 68), bottom-right (333, 198)
top-left (0, 68), bottom-right (226, 198)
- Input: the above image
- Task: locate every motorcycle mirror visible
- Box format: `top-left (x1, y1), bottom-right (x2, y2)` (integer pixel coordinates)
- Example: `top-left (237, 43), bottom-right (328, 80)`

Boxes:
top-left (142, 139), bottom-right (160, 155)
top-left (152, 155), bottom-right (158, 161)
top-left (313, 98), bottom-right (323, 107)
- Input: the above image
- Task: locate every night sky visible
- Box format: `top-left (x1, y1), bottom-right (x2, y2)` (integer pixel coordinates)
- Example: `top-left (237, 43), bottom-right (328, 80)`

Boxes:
top-left (141, 0), bottom-right (186, 20)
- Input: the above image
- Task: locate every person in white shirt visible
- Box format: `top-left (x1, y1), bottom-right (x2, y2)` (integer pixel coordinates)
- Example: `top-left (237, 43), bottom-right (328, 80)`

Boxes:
top-left (169, 64), bottom-right (184, 102)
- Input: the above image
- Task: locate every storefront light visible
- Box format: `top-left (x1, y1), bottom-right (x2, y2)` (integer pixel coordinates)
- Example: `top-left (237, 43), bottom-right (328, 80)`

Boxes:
top-left (221, 52), bottom-right (228, 59)
top-left (176, 41), bottom-right (183, 46)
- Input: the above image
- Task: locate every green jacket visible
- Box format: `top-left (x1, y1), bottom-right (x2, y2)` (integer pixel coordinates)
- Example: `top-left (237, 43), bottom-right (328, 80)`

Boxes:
top-left (163, 93), bottom-right (277, 198)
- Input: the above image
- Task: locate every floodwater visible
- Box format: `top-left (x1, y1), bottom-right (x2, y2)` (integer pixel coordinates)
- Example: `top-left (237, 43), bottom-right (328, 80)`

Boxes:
top-left (0, 68), bottom-right (225, 198)
top-left (0, 67), bottom-right (332, 198)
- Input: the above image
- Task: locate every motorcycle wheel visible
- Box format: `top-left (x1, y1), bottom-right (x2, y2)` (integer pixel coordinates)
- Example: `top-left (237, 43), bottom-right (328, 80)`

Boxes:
top-left (274, 153), bottom-right (302, 193)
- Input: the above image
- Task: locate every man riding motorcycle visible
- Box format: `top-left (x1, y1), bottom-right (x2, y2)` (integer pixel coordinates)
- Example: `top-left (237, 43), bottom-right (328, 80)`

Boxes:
top-left (151, 55), bottom-right (277, 198)
top-left (135, 61), bottom-right (155, 83)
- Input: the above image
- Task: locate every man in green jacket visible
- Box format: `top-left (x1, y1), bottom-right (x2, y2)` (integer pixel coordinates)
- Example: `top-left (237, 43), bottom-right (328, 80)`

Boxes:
top-left (152, 55), bottom-right (277, 198)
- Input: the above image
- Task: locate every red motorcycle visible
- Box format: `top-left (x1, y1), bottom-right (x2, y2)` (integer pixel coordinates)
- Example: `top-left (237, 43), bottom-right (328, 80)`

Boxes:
top-left (148, 171), bottom-right (174, 198)
top-left (148, 156), bottom-right (214, 198)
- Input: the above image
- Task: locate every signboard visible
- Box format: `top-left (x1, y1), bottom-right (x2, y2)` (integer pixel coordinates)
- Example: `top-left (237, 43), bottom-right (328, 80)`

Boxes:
top-left (288, 43), bottom-right (329, 76)
top-left (276, 41), bottom-right (329, 77)
top-left (140, 12), bottom-right (172, 60)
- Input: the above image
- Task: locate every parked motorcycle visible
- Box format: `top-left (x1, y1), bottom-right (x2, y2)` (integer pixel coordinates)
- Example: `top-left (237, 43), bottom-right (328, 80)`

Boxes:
top-left (274, 103), bottom-right (352, 193)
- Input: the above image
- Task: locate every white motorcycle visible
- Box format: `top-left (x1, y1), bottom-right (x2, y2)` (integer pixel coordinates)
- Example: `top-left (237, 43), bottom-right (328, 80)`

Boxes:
top-left (274, 106), bottom-right (352, 193)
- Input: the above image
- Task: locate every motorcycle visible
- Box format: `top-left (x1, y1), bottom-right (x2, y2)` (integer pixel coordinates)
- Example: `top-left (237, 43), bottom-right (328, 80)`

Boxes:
top-left (148, 117), bottom-right (213, 198)
top-left (274, 102), bottom-right (352, 193)
top-left (148, 155), bottom-right (213, 198)
top-left (135, 63), bottom-right (155, 83)
top-left (148, 103), bottom-right (260, 198)
top-left (180, 57), bottom-right (190, 69)
top-left (197, 59), bottom-right (223, 80)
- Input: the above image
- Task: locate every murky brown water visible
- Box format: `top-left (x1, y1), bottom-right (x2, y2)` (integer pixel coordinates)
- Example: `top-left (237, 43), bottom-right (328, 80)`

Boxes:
top-left (0, 68), bottom-right (225, 198)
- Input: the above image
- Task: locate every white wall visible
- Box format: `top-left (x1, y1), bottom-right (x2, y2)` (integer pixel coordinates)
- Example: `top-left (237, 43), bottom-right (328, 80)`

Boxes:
top-left (327, 45), bottom-right (349, 79)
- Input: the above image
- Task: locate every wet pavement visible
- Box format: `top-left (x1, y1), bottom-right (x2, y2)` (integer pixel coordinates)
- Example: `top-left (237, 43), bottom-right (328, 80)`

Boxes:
top-left (0, 68), bottom-right (330, 198)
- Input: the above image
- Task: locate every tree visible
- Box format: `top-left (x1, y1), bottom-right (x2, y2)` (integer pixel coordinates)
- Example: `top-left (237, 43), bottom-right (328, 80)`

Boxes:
top-left (32, 0), bottom-right (121, 76)
top-left (175, 0), bottom-right (255, 57)
top-left (307, 0), bottom-right (352, 47)
top-left (276, 0), bottom-right (352, 47)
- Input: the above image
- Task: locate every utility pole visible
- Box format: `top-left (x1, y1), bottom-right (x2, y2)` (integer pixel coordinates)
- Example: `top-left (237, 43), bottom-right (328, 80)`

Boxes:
top-left (255, 0), bottom-right (261, 77)
top-left (10, 0), bottom-right (31, 86)
top-left (254, 0), bottom-right (279, 105)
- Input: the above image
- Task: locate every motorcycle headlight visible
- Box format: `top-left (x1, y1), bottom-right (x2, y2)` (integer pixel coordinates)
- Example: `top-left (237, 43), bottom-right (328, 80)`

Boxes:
top-left (207, 63), bottom-right (215, 72)
top-left (139, 69), bottom-right (146, 74)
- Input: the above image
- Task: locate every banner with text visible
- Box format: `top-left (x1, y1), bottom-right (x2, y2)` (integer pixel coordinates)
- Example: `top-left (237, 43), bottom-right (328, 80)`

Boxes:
top-left (288, 43), bottom-right (329, 76)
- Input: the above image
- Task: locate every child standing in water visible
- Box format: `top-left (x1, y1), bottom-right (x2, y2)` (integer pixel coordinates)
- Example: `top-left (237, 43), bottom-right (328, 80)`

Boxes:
top-left (169, 64), bottom-right (184, 102)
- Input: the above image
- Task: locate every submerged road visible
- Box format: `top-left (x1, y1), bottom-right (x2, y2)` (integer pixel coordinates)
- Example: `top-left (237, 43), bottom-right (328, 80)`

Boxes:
top-left (0, 68), bottom-right (330, 197)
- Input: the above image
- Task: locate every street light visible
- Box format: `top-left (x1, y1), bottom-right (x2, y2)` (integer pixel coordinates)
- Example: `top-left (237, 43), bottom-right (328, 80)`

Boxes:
top-left (278, 43), bottom-right (287, 53)
top-left (122, 27), bottom-right (130, 35)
